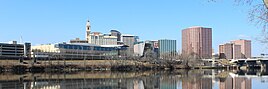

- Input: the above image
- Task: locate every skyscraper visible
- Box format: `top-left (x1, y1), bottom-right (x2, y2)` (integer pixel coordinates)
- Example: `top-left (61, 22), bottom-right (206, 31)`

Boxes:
top-left (231, 39), bottom-right (251, 59)
top-left (182, 26), bottom-right (212, 59)
top-left (158, 39), bottom-right (177, 58)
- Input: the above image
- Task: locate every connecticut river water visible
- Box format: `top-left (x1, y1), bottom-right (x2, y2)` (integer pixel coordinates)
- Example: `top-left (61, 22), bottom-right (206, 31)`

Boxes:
top-left (1, 69), bottom-right (268, 89)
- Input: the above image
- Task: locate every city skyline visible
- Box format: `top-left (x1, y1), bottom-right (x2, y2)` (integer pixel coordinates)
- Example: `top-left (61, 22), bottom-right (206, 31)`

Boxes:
top-left (0, 0), bottom-right (265, 56)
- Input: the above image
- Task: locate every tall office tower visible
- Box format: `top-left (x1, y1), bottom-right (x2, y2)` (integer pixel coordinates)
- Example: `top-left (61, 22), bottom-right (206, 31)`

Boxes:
top-left (110, 30), bottom-right (121, 42)
top-left (158, 39), bottom-right (177, 58)
top-left (122, 34), bottom-right (139, 55)
top-left (182, 26), bottom-right (212, 59)
top-left (219, 43), bottom-right (242, 59)
top-left (86, 20), bottom-right (91, 43)
top-left (231, 39), bottom-right (251, 59)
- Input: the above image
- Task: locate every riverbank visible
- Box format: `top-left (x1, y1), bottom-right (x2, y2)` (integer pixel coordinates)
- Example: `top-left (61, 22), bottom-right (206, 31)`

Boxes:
top-left (0, 60), bottom-right (163, 72)
top-left (0, 60), bottom-right (236, 72)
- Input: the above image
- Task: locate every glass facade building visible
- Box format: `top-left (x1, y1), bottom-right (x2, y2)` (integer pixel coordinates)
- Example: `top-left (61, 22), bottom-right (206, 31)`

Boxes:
top-left (158, 39), bottom-right (177, 58)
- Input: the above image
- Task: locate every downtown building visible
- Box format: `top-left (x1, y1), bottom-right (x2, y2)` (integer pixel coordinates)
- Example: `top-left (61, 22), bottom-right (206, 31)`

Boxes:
top-left (89, 32), bottom-right (118, 45)
top-left (182, 26), bottom-right (212, 59)
top-left (158, 39), bottom-right (177, 58)
top-left (32, 42), bottom-right (128, 60)
top-left (85, 20), bottom-right (118, 45)
top-left (122, 34), bottom-right (139, 55)
top-left (84, 20), bottom-right (138, 56)
top-left (32, 20), bottom-right (130, 60)
top-left (0, 41), bottom-right (31, 59)
top-left (219, 43), bottom-right (242, 59)
top-left (219, 39), bottom-right (251, 59)
top-left (134, 40), bottom-right (159, 57)
top-left (231, 39), bottom-right (251, 59)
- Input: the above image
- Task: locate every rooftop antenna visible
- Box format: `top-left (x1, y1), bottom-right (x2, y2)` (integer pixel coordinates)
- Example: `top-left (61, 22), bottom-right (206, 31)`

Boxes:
top-left (20, 35), bottom-right (23, 43)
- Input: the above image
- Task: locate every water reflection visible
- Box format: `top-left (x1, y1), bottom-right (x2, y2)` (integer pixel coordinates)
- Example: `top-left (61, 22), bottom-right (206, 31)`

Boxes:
top-left (219, 77), bottom-right (251, 89)
top-left (0, 69), bottom-right (268, 89)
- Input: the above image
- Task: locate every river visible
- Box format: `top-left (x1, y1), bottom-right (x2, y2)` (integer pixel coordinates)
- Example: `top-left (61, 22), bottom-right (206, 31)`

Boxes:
top-left (0, 69), bottom-right (267, 89)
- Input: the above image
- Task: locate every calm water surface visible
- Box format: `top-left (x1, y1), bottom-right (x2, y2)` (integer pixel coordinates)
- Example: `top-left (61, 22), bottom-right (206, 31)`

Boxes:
top-left (0, 69), bottom-right (268, 89)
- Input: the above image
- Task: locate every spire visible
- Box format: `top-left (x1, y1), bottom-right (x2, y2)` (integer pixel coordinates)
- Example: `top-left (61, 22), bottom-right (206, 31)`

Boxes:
top-left (86, 19), bottom-right (90, 27)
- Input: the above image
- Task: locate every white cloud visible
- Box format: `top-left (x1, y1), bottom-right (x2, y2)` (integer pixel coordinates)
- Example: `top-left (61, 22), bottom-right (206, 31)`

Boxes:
top-left (237, 34), bottom-right (251, 40)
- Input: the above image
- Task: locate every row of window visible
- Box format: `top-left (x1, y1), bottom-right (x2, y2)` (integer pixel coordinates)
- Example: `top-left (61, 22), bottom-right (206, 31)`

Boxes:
top-left (55, 44), bottom-right (92, 50)
top-left (55, 44), bottom-right (128, 51)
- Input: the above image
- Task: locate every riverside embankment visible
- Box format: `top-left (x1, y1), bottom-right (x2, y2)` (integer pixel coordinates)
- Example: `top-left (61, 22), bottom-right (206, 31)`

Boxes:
top-left (0, 60), bottom-right (165, 72)
top-left (0, 59), bottom-right (232, 72)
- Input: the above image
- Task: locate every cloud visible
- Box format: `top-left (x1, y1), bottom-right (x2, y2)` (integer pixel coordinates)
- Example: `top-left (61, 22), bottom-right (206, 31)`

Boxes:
top-left (237, 34), bottom-right (251, 40)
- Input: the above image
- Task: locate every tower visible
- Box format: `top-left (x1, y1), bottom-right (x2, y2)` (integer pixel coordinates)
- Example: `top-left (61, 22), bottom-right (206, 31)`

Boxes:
top-left (182, 26), bottom-right (212, 59)
top-left (86, 20), bottom-right (91, 43)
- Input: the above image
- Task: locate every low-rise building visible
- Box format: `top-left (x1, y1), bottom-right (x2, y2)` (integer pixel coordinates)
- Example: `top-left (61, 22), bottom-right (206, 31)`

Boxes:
top-left (0, 41), bottom-right (31, 59)
top-left (70, 38), bottom-right (88, 43)
top-left (134, 40), bottom-right (159, 57)
top-left (32, 43), bottom-right (128, 60)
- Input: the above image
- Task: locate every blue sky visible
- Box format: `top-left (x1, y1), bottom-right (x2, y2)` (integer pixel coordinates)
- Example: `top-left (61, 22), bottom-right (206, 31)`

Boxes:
top-left (0, 0), bottom-right (266, 56)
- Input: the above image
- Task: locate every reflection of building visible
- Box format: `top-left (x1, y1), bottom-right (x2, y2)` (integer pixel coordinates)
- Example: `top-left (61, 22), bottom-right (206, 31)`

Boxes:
top-left (182, 78), bottom-right (212, 89)
top-left (219, 43), bottom-right (241, 59)
top-left (158, 39), bottom-right (176, 58)
top-left (142, 73), bottom-right (160, 89)
top-left (32, 43), bottom-right (128, 59)
top-left (220, 77), bottom-right (251, 89)
top-left (160, 76), bottom-right (177, 89)
top-left (133, 80), bottom-right (145, 89)
top-left (231, 39), bottom-right (251, 59)
top-left (182, 26), bottom-right (212, 59)
top-left (0, 41), bottom-right (31, 59)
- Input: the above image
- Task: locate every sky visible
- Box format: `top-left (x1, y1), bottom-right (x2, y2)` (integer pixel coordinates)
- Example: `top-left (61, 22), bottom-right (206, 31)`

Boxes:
top-left (0, 0), bottom-right (267, 56)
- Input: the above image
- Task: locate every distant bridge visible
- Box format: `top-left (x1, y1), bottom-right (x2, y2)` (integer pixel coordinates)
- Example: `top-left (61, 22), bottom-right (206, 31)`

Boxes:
top-left (202, 58), bottom-right (268, 68)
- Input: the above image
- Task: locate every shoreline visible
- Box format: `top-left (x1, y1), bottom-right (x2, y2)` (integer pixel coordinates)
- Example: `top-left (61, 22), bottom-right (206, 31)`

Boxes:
top-left (0, 59), bottom-right (258, 72)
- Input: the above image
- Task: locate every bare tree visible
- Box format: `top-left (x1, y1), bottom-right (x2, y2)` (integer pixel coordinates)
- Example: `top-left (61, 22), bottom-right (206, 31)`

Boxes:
top-left (179, 52), bottom-right (204, 68)
top-left (209, 0), bottom-right (268, 42)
